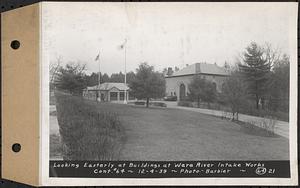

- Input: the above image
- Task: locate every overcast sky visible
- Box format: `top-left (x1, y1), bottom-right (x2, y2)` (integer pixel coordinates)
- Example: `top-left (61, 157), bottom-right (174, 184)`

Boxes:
top-left (42, 2), bottom-right (297, 75)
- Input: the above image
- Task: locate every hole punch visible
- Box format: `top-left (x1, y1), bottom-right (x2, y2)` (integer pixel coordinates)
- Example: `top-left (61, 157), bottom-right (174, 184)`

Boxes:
top-left (12, 143), bottom-right (21, 152)
top-left (10, 40), bottom-right (20, 49)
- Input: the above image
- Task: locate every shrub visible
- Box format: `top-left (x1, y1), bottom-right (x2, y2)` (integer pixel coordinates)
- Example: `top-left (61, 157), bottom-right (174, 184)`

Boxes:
top-left (150, 102), bottom-right (167, 107)
top-left (55, 92), bottom-right (124, 160)
top-left (238, 99), bottom-right (288, 122)
top-left (134, 101), bottom-right (146, 105)
top-left (238, 120), bottom-right (277, 137)
top-left (258, 117), bottom-right (277, 136)
top-left (177, 101), bottom-right (193, 107)
top-left (221, 111), bottom-right (234, 120)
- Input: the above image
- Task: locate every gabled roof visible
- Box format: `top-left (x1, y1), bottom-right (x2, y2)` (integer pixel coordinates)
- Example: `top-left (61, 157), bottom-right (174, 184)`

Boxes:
top-left (86, 82), bottom-right (129, 91)
top-left (169, 63), bottom-right (229, 77)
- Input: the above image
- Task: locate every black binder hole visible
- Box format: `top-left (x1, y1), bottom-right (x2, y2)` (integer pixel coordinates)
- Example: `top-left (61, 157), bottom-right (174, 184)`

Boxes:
top-left (10, 40), bottom-right (20, 50)
top-left (12, 143), bottom-right (21, 152)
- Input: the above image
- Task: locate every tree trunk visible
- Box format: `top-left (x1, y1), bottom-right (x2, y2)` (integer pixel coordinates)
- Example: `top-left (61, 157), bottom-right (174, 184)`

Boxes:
top-left (146, 98), bottom-right (149, 108)
top-left (255, 81), bottom-right (259, 110)
top-left (256, 94), bottom-right (259, 110)
top-left (261, 97), bottom-right (265, 110)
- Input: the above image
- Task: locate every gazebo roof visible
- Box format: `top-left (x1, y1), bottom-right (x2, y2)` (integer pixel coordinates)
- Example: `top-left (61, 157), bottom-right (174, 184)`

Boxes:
top-left (86, 82), bottom-right (129, 91)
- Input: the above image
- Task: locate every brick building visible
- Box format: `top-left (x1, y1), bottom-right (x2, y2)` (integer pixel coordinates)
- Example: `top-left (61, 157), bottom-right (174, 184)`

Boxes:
top-left (165, 63), bottom-right (229, 101)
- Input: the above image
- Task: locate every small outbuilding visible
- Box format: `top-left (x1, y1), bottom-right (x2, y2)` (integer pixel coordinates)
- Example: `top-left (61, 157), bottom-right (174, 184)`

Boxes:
top-left (83, 82), bottom-right (130, 102)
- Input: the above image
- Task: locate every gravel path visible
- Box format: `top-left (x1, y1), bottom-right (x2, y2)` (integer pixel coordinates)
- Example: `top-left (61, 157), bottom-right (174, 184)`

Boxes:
top-left (162, 101), bottom-right (289, 138)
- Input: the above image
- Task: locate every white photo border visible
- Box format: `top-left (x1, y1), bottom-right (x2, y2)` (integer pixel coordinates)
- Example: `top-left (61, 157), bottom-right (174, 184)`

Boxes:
top-left (40, 2), bottom-right (298, 186)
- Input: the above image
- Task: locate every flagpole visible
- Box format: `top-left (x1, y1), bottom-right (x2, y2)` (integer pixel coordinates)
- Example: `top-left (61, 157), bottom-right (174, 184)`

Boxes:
top-left (98, 52), bottom-right (101, 102)
top-left (98, 53), bottom-right (101, 86)
top-left (124, 39), bottom-right (127, 104)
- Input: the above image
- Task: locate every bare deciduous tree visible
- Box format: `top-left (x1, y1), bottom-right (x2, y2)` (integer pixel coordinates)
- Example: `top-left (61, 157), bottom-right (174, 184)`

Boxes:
top-left (222, 71), bottom-right (247, 121)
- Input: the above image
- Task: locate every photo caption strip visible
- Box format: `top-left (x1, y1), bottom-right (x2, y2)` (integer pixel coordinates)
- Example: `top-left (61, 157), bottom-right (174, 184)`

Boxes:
top-left (49, 161), bottom-right (290, 178)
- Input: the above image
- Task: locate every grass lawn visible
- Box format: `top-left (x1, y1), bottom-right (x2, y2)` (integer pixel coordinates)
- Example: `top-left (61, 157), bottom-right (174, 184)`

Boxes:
top-left (50, 134), bottom-right (62, 159)
top-left (84, 100), bottom-right (289, 161)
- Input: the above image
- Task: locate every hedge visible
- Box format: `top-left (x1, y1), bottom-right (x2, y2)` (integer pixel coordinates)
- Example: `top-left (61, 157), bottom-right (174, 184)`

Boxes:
top-left (55, 92), bottom-right (124, 160)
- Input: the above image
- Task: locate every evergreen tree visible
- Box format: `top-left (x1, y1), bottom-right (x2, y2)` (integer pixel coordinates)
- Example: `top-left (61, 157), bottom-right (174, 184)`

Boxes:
top-left (86, 72), bottom-right (98, 86)
top-left (239, 42), bottom-right (271, 109)
top-left (126, 71), bottom-right (136, 85)
top-left (86, 72), bottom-right (109, 86)
top-left (110, 72), bottom-right (124, 82)
top-left (101, 73), bottom-right (110, 83)
top-left (55, 63), bottom-right (87, 95)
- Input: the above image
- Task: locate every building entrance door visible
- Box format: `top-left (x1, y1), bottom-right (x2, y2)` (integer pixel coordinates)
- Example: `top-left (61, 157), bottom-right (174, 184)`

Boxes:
top-left (179, 84), bottom-right (186, 101)
top-left (101, 93), bottom-right (105, 101)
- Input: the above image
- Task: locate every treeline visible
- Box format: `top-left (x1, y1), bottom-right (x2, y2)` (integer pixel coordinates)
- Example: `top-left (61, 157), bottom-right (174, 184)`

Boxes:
top-left (50, 64), bottom-right (137, 95)
top-left (51, 41), bottom-right (290, 120)
top-left (51, 62), bottom-right (166, 108)
top-left (85, 71), bottom-right (136, 86)
top-left (86, 63), bottom-right (166, 108)
top-left (185, 42), bottom-right (289, 121)
top-left (237, 42), bottom-right (289, 112)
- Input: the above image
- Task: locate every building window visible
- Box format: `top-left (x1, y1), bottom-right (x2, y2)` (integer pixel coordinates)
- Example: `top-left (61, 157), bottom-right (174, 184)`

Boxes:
top-left (222, 83), bottom-right (226, 92)
top-left (110, 92), bottom-right (118, 101)
top-left (212, 82), bottom-right (217, 91)
top-left (179, 84), bottom-right (186, 101)
top-left (171, 92), bottom-right (173, 96)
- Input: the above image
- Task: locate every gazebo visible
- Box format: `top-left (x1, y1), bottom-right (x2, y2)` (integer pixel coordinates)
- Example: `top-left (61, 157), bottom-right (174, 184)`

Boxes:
top-left (83, 82), bottom-right (129, 102)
